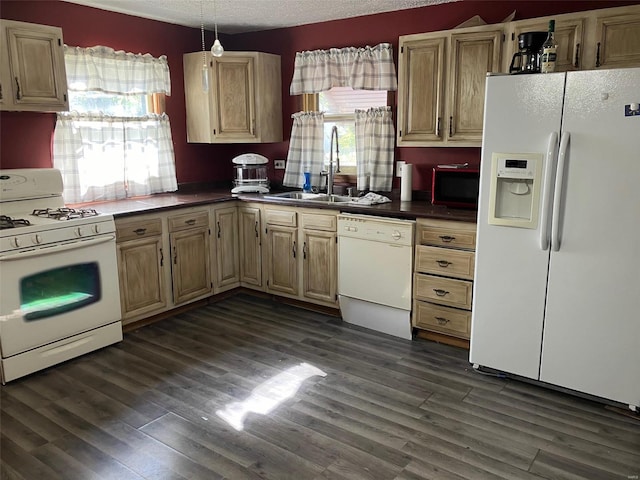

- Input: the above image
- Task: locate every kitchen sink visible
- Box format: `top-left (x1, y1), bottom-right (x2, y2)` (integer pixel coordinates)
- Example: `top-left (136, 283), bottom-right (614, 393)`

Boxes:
top-left (264, 191), bottom-right (355, 204)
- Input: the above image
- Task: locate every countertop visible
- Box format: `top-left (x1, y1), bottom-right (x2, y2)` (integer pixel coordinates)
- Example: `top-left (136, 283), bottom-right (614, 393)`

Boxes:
top-left (71, 189), bottom-right (478, 223)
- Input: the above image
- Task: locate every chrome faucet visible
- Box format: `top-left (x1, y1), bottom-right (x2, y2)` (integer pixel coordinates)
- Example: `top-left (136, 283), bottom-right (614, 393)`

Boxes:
top-left (321, 126), bottom-right (340, 195)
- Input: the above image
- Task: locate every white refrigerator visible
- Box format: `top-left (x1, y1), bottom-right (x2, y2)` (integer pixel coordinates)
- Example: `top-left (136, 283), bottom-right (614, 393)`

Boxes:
top-left (470, 68), bottom-right (640, 411)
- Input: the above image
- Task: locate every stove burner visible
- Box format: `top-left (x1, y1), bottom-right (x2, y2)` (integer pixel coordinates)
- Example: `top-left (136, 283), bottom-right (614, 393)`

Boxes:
top-left (0, 215), bottom-right (31, 229)
top-left (32, 208), bottom-right (99, 221)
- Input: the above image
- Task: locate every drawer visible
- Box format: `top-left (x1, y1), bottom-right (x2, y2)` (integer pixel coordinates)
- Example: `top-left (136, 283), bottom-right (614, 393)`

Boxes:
top-left (116, 218), bottom-right (162, 242)
top-left (414, 273), bottom-right (473, 309)
top-left (413, 300), bottom-right (471, 339)
top-left (168, 210), bottom-right (209, 232)
top-left (301, 212), bottom-right (336, 232)
top-left (265, 208), bottom-right (297, 227)
top-left (415, 245), bottom-right (475, 280)
top-left (416, 218), bottom-right (476, 250)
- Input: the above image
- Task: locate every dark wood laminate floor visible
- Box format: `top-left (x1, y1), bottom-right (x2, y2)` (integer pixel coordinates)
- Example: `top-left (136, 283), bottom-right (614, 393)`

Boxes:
top-left (2, 294), bottom-right (639, 480)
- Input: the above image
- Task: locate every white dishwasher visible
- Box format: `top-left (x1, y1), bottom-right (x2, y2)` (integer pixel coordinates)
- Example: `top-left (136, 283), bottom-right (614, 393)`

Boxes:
top-left (337, 214), bottom-right (415, 340)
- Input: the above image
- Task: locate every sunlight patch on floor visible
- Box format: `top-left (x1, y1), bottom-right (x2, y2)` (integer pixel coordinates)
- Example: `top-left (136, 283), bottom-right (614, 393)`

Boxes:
top-left (215, 362), bottom-right (327, 431)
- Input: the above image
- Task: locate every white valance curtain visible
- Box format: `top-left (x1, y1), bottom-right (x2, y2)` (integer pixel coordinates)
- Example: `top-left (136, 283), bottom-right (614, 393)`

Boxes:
top-left (283, 112), bottom-right (325, 188)
top-left (54, 113), bottom-right (177, 203)
top-left (290, 43), bottom-right (397, 95)
top-left (53, 45), bottom-right (176, 204)
top-left (355, 107), bottom-right (395, 192)
top-left (64, 45), bottom-right (171, 94)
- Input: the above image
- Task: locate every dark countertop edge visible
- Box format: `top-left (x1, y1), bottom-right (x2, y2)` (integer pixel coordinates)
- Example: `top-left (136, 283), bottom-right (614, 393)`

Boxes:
top-left (70, 190), bottom-right (478, 223)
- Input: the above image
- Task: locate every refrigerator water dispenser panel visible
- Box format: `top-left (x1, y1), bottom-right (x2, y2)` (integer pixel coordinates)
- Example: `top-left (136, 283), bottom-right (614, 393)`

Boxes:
top-left (488, 153), bottom-right (543, 229)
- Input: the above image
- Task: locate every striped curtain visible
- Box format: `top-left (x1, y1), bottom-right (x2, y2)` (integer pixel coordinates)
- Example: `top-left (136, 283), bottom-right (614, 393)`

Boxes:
top-left (355, 107), bottom-right (395, 192)
top-left (53, 46), bottom-right (176, 203)
top-left (283, 112), bottom-right (325, 188)
top-left (290, 43), bottom-right (397, 95)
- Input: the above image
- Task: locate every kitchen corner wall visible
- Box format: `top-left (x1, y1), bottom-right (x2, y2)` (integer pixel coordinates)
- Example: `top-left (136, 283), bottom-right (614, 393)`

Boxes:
top-left (1, 0), bottom-right (637, 192)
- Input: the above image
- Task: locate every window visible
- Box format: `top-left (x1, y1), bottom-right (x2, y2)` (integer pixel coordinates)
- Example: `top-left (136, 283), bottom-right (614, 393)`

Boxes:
top-left (309, 87), bottom-right (389, 173)
top-left (53, 45), bottom-right (176, 204)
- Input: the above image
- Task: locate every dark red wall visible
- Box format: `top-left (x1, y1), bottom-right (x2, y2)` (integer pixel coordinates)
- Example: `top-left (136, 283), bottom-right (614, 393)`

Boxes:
top-left (1, 0), bottom-right (638, 192)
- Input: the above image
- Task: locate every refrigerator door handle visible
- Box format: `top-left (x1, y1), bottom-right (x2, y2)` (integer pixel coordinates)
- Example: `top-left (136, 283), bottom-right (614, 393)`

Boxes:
top-left (540, 132), bottom-right (559, 251)
top-left (551, 132), bottom-right (570, 252)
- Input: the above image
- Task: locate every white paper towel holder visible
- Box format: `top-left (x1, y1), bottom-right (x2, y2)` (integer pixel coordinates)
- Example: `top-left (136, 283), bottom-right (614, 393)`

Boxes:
top-left (400, 163), bottom-right (413, 201)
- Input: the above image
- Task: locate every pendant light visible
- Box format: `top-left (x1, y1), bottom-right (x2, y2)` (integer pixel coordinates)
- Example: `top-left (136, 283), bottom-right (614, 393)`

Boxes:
top-left (211, 0), bottom-right (224, 57)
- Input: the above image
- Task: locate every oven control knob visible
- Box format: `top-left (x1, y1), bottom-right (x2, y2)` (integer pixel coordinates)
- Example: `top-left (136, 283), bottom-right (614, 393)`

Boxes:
top-left (11, 237), bottom-right (21, 248)
top-left (391, 230), bottom-right (402, 240)
top-left (32, 234), bottom-right (42, 245)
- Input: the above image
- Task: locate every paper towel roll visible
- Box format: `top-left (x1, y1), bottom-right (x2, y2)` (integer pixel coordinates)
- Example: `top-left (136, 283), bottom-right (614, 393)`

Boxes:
top-left (400, 164), bottom-right (412, 201)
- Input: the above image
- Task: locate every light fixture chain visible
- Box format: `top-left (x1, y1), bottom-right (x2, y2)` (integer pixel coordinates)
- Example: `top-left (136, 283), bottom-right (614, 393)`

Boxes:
top-left (200, 0), bottom-right (206, 65)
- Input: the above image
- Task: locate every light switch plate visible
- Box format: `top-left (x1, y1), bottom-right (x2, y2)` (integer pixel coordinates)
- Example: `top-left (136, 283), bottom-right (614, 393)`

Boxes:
top-left (274, 160), bottom-right (285, 169)
top-left (396, 161), bottom-right (405, 178)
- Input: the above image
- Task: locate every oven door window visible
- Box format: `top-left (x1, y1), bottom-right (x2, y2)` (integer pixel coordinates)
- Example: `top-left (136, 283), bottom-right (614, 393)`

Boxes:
top-left (20, 263), bottom-right (102, 320)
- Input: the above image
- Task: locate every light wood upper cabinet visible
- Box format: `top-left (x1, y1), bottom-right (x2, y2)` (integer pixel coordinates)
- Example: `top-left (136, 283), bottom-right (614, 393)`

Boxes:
top-left (183, 51), bottom-right (282, 143)
top-left (0, 19), bottom-right (68, 112)
top-left (587, 5), bottom-right (640, 69)
top-left (168, 210), bottom-right (212, 305)
top-left (396, 36), bottom-right (446, 143)
top-left (505, 16), bottom-right (586, 72)
top-left (397, 24), bottom-right (504, 147)
top-left (213, 205), bottom-right (240, 292)
top-left (447, 29), bottom-right (502, 143)
top-left (238, 205), bottom-right (262, 288)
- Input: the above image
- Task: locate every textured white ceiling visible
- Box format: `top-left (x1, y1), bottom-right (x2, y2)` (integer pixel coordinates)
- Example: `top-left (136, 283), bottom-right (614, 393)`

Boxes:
top-left (62, 0), bottom-right (457, 34)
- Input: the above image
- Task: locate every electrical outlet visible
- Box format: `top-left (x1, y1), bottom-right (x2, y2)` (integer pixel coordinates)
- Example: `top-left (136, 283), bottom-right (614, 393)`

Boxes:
top-left (396, 161), bottom-right (405, 178)
top-left (274, 160), bottom-right (285, 170)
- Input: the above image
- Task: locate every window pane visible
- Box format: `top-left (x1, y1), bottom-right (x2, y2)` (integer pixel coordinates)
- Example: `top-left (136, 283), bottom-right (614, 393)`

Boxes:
top-left (68, 91), bottom-right (148, 116)
top-left (319, 87), bottom-right (387, 114)
top-left (319, 87), bottom-right (388, 169)
top-left (324, 120), bottom-right (356, 168)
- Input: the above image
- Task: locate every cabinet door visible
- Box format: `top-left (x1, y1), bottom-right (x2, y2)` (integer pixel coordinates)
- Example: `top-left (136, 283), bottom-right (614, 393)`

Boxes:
top-left (590, 7), bottom-right (640, 69)
top-left (238, 206), bottom-right (262, 288)
top-left (212, 55), bottom-right (256, 141)
top-left (447, 29), bottom-right (502, 144)
top-left (214, 206), bottom-right (240, 290)
top-left (509, 17), bottom-right (585, 71)
top-left (266, 225), bottom-right (298, 296)
top-left (397, 36), bottom-right (446, 145)
top-left (1, 20), bottom-right (68, 111)
top-left (117, 236), bottom-right (167, 323)
top-left (170, 227), bottom-right (212, 305)
top-left (302, 230), bottom-right (337, 305)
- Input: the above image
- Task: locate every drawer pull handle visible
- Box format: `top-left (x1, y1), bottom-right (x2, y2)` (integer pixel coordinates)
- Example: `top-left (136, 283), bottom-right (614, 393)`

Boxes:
top-left (435, 316), bottom-right (450, 325)
top-left (185, 219), bottom-right (196, 225)
top-left (436, 260), bottom-right (451, 267)
top-left (439, 235), bottom-right (455, 243)
top-left (133, 228), bottom-right (147, 235)
top-left (433, 289), bottom-right (449, 297)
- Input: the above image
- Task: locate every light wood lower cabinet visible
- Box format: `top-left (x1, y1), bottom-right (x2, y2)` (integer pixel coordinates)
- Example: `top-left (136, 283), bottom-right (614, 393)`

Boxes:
top-left (413, 218), bottom-right (477, 348)
top-left (265, 207), bottom-right (338, 307)
top-left (238, 205), bottom-right (262, 288)
top-left (168, 209), bottom-right (213, 305)
top-left (212, 205), bottom-right (240, 293)
top-left (115, 217), bottom-right (167, 324)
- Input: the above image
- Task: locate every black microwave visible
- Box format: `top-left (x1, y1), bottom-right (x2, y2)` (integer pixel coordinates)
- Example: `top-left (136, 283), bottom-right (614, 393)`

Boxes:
top-left (431, 166), bottom-right (479, 209)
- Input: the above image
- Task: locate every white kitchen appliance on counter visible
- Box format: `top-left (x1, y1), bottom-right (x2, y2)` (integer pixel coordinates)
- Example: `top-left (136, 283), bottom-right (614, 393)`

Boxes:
top-left (338, 214), bottom-right (415, 340)
top-left (470, 68), bottom-right (640, 411)
top-left (0, 168), bottom-right (122, 383)
top-left (231, 153), bottom-right (270, 194)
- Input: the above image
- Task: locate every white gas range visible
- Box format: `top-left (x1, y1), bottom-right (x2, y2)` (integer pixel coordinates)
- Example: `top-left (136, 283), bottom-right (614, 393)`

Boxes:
top-left (0, 168), bottom-right (122, 383)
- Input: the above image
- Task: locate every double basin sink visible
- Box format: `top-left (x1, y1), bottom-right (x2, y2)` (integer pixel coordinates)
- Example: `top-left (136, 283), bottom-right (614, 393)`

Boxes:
top-left (263, 191), bottom-right (356, 204)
